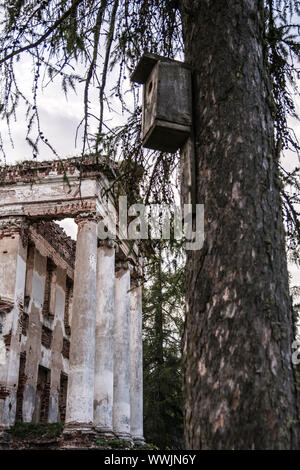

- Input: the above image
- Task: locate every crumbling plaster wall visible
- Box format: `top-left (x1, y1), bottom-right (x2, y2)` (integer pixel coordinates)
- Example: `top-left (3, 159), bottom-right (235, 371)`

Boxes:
top-left (20, 226), bottom-right (73, 423)
top-left (0, 157), bottom-right (102, 428)
top-left (0, 156), bottom-right (141, 432)
top-left (0, 220), bottom-right (74, 427)
top-left (0, 228), bottom-right (27, 427)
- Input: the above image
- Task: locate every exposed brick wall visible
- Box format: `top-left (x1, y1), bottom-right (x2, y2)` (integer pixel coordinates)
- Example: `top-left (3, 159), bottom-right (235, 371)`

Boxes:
top-left (21, 312), bottom-right (29, 336)
top-left (0, 155), bottom-right (117, 186)
top-left (37, 366), bottom-right (51, 423)
top-left (16, 352), bottom-right (27, 421)
top-left (0, 386), bottom-right (10, 399)
top-left (0, 222), bottom-right (28, 247)
top-left (24, 243), bottom-right (35, 308)
top-left (62, 338), bottom-right (70, 359)
top-left (0, 298), bottom-right (14, 314)
top-left (41, 325), bottom-right (53, 349)
top-left (40, 381), bottom-right (51, 423)
top-left (3, 330), bottom-right (11, 350)
top-left (59, 373), bottom-right (68, 422)
top-left (64, 277), bottom-right (73, 336)
top-left (42, 258), bottom-right (55, 318)
top-left (34, 222), bottom-right (76, 270)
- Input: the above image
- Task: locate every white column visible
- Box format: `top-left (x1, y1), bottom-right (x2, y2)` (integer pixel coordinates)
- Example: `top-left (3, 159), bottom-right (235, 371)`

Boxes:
top-left (94, 240), bottom-right (115, 436)
top-left (113, 261), bottom-right (131, 440)
top-left (130, 277), bottom-right (144, 444)
top-left (64, 217), bottom-right (97, 432)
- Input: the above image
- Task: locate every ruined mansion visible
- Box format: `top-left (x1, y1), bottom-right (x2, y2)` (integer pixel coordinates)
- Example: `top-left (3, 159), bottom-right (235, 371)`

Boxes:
top-left (0, 156), bottom-right (144, 444)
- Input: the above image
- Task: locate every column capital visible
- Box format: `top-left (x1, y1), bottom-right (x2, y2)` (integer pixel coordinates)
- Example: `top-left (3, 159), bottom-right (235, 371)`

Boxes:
top-left (0, 216), bottom-right (29, 246)
top-left (131, 276), bottom-right (143, 289)
top-left (74, 212), bottom-right (97, 227)
top-left (0, 216), bottom-right (28, 230)
top-left (115, 259), bottom-right (134, 273)
top-left (131, 266), bottom-right (143, 287)
top-left (98, 239), bottom-right (118, 250)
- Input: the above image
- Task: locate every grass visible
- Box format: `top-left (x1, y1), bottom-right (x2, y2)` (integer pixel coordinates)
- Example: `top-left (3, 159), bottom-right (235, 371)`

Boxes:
top-left (133, 442), bottom-right (159, 450)
top-left (7, 422), bottom-right (64, 439)
top-left (95, 438), bottom-right (130, 449)
top-left (7, 423), bottom-right (159, 450)
top-left (95, 437), bottom-right (159, 450)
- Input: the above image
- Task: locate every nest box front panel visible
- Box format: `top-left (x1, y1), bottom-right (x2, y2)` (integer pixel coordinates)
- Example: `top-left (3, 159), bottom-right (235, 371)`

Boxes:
top-left (141, 61), bottom-right (192, 153)
top-left (156, 62), bottom-right (192, 127)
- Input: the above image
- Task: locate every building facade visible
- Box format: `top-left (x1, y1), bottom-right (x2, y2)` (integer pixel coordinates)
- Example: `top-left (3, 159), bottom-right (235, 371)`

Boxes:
top-left (0, 156), bottom-right (144, 444)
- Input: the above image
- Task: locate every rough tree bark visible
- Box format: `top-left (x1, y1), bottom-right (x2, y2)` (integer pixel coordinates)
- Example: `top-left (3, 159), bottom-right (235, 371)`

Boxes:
top-left (179, 0), bottom-right (300, 449)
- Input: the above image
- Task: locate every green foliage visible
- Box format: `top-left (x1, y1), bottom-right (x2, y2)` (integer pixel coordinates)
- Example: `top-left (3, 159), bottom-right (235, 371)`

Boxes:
top-left (0, 0), bottom-right (181, 160)
top-left (104, 438), bottom-right (129, 449)
top-left (94, 437), bottom-right (159, 449)
top-left (7, 421), bottom-right (64, 439)
top-left (142, 240), bottom-right (185, 449)
top-left (132, 442), bottom-right (159, 450)
top-left (265, 1), bottom-right (300, 152)
top-left (95, 437), bottom-right (108, 447)
top-left (264, 1), bottom-right (300, 255)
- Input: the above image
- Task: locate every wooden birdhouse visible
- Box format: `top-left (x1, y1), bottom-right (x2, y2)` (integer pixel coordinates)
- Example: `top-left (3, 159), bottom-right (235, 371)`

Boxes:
top-left (131, 53), bottom-right (192, 153)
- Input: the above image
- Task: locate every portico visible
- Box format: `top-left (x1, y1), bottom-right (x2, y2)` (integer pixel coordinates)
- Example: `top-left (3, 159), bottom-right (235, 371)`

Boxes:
top-left (0, 156), bottom-right (144, 444)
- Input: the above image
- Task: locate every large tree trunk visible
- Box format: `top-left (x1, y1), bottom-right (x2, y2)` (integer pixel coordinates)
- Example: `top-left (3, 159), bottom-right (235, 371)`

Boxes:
top-left (179, 0), bottom-right (300, 449)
